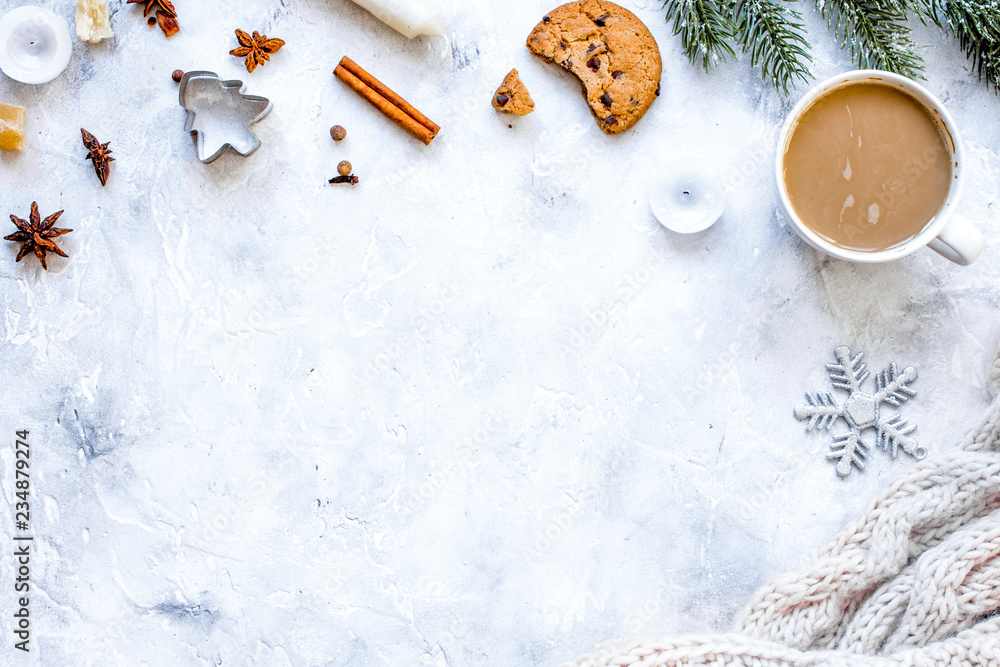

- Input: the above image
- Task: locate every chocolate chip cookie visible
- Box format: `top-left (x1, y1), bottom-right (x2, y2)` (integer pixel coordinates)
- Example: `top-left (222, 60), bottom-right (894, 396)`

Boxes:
top-left (492, 69), bottom-right (535, 115)
top-left (526, 0), bottom-right (661, 134)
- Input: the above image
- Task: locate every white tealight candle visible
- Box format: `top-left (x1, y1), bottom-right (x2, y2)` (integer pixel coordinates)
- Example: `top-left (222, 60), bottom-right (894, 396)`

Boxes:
top-left (348, 0), bottom-right (446, 38)
top-left (0, 6), bottom-right (73, 85)
top-left (649, 157), bottom-right (726, 234)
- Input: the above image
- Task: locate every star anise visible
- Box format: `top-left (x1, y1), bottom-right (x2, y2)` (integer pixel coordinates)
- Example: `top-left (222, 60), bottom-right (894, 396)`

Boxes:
top-left (128, 0), bottom-right (179, 37)
top-left (81, 128), bottom-right (114, 187)
top-left (5, 202), bottom-right (72, 271)
top-left (128, 0), bottom-right (175, 17)
top-left (230, 29), bottom-right (285, 73)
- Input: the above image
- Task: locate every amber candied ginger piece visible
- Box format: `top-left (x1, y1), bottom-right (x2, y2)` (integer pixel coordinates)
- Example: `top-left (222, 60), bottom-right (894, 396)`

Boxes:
top-left (0, 103), bottom-right (26, 151)
top-left (76, 0), bottom-right (115, 43)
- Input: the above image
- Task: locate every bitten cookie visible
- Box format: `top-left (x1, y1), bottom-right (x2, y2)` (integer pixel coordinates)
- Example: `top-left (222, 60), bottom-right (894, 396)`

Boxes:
top-left (492, 69), bottom-right (535, 115)
top-left (526, 0), bottom-right (661, 134)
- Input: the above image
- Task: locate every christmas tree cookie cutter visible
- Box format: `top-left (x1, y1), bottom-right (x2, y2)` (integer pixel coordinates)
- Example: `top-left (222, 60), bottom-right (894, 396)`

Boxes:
top-left (178, 71), bottom-right (272, 163)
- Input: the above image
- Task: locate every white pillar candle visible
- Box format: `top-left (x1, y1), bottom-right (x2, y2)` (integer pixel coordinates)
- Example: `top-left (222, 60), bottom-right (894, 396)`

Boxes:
top-left (348, 0), bottom-right (446, 39)
top-left (649, 158), bottom-right (725, 234)
top-left (0, 6), bottom-right (73, 85)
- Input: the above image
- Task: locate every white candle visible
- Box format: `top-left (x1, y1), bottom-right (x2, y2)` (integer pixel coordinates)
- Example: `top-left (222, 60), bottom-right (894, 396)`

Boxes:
top-left (349, 0), bottom-right (446, 39)
top-left (649, 158), bottom-right (725, 234)
top-left (0, 6), bottom-right (73, 85)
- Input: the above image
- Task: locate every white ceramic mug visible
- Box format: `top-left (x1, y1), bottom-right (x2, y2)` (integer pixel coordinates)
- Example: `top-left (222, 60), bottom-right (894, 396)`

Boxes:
top-left (775, 70), bottom-right (985, 265)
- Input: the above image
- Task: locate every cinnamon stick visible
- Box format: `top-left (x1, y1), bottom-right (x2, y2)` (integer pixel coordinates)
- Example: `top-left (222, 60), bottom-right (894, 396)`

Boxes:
top-left (334, 56), bottom-right (440, 145)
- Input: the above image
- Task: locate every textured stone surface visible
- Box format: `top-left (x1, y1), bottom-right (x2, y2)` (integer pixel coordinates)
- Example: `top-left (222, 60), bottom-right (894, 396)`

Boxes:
top-left (0, 1), bottom-right (998, 665)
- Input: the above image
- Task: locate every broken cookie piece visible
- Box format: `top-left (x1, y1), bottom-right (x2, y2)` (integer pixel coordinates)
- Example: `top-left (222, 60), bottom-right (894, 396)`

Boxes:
top-left (526, 0), bottom-right (661, 134)
top-left (492, 69), bottom-right (535, 116)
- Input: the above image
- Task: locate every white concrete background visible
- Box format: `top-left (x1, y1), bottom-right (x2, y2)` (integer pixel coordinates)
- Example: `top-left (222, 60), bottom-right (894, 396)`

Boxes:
top-left (1, 0), bottom-right (998, 665)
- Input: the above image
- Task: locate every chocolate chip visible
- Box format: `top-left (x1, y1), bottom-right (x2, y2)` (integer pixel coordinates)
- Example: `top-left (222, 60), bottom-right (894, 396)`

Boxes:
top-left (587, 57), bottom-right (601, 72)
top-left (612, 71), bottom-right (622, 79)
top-left (594, 14), bottom-right (609, 26)
top-left (495, 93), bottom-right (510, 107)
top-left (605, 115), bottom-right (618, 125)
top-left (586, 44), bottom-right (597, 54)
top-left (560, 59), bottom-right (573, 70)
top-left (543, 15), bottom-right (551, 22)
top-left (558, 40), bottom-right (568, 49)
top-left (655, 83), bottom-right (661, 96)
top-left (601, 93), bottom-right (613, 107)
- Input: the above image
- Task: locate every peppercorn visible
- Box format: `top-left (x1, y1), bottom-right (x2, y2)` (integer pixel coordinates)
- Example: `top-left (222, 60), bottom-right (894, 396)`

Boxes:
top-left (330, 125), bottom-right (347, 141)
top-left (337, 160), bottom-right (352, 176)
top-left (172, 69), bottom-right (184, 83)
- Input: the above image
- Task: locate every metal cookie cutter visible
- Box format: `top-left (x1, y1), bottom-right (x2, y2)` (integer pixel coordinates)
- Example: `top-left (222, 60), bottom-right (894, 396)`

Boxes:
top-left (178, 71), bottom-right (272, 163)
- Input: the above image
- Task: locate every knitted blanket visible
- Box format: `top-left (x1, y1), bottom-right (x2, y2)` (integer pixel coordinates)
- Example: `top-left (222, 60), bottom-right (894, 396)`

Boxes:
top-left (566, 349), bottom-right (1000, 667)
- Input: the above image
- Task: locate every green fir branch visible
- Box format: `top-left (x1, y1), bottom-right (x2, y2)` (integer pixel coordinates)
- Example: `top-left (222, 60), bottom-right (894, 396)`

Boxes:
top-left (732, 0), bottom-right (814, 93)
top-left (663, 0), bottom-right (738, 69)
top-left (930, 0), bottom-right (1000, 89)
top-left (818, 0), bottom-right (925, 78)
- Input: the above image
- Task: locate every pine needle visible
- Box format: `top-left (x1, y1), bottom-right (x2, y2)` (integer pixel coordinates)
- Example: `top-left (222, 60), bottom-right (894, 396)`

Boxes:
top-left (663, 0), bottom-right (738, 69)
top-left (660, 0), bottom-right (962, 94)
top-left (817, 0), bottom-right (925, 78)
top-left (732, 0), bottom-right (814, 93)
top-left (928, 0), bottom-right (1000, 90)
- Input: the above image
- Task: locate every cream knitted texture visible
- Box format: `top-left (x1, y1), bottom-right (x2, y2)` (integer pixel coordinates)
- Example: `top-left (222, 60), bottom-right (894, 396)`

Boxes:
top-left (568, 618), bottom-right (1000, 667)
top-left (565, 348), bottom-right (1000, 667)
top-left (988, 346), bottom-right (1000, 398)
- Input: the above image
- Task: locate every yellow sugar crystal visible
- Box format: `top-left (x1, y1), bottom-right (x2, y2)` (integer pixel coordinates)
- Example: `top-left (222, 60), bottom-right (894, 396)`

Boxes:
top-left (0, 103), bottom-right (26, 151)
top-left (76, 0), bottom-right (114, 44)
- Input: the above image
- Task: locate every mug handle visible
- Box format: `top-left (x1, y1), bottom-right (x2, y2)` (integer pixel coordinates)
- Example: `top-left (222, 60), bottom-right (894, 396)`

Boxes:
top-left (927, 214), bottom-right (985, 265)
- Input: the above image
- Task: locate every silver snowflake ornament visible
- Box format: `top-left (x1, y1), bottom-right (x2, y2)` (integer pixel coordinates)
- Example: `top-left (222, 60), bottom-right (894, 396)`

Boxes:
top-left (794, 345), bottom-right (926, 477)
